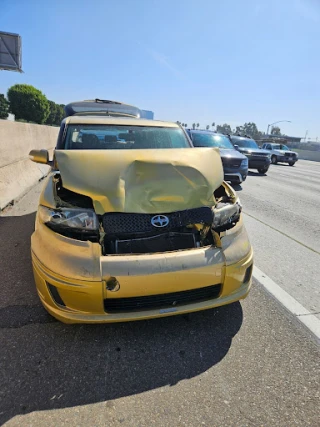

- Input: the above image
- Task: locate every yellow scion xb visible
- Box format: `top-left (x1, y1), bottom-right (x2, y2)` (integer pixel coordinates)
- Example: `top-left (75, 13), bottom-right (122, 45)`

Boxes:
top-left (29, 100), bottom-right (253, 323)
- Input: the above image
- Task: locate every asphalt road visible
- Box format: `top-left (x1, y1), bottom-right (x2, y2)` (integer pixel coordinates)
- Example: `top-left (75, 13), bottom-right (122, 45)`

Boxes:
top-left (234, 159), bottom-right (320, 320)
top-left (0, 162), bottom-right (319, 427)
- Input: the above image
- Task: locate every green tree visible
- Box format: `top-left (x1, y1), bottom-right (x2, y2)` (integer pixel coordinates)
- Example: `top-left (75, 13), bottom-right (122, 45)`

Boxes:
top-left (271, 126), bottom-right (281, 136)
top-left (45, 101), bottom-right (65, 126)
top-left (196, 123), bottom-right (199, 128)
top-left (7, 84), bottom-right (50, 124)
top-left (235, 122), bottom-right (262, 140)
top-left (216, 123), bottom-right (232, 134)
top-left (206, 125), bottom-right (210, 130)
top-left (45, 100), bottom-right (58, 125)
top-left (55, 104), bottom-right (65, 125)
top-left (211, 122), bottom-right (215, 129)
top-left (192, 123), bottom-right (196, 129)
top-left (0, 94), bottom-right (9, 119)
top-left (234, 125), bottom-right (244, 135)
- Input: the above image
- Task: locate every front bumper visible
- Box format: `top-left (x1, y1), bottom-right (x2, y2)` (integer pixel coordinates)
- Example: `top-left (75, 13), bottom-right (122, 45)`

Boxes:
top-left (223, 165), bottom-right (248, 183)
top-left (277, 155), bottom-right (298, 163)
top-left (31, 218), bottom-right (253, 323)
top-left (248, 157), bottom-right (271, 169)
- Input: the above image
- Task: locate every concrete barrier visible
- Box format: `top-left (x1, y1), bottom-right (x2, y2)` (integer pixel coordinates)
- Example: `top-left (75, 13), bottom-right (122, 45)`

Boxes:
top-left (295, 149), bottom-right (320, 162)
top-left (0, 120), bottom-right (59, 210)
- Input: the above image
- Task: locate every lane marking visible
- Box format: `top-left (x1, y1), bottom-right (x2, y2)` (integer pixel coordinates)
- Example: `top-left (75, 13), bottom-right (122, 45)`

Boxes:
top-left (253, 266), bottom-right (320, 341)
top-left (243, 212), bottom-right (320, 255)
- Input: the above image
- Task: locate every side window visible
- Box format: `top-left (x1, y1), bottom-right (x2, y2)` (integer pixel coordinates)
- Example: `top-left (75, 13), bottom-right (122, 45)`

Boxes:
top-left (266, 144), bottom-right (271, 150)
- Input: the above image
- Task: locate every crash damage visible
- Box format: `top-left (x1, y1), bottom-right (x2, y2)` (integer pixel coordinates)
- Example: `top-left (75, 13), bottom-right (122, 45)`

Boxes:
top-left (39, 148), bottom-right (242, 256)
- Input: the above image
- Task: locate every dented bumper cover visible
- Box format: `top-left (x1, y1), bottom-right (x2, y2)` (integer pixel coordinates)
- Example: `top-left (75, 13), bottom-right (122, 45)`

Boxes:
top-left (31, 216), bottom-right (253, 323)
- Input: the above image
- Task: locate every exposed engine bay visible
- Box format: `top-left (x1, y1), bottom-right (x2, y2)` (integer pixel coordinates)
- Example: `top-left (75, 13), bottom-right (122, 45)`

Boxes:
top-left (41, 173), bottom-right (242, 255)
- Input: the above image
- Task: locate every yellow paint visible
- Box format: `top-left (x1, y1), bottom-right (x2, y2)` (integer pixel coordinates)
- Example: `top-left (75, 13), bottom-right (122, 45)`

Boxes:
top-left (31, 215), bottom-right (253, 324)
top-left (30, 116), bottom-right (253, 324)
top-left (55, 148), bottom-right (223, 215)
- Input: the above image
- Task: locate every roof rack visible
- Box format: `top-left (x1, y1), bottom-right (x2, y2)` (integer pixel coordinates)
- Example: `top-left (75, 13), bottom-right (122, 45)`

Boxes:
top-left (94, 98), bottom-right (122, 104)
top-left (64, 99), bottom-right (142, 118)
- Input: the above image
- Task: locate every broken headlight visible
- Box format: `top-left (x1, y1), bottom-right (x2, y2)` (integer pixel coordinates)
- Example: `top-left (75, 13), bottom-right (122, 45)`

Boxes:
top-left (212, 201), bottom-right (241, 231)
top-left (38, 206), bottom-right (99, 241)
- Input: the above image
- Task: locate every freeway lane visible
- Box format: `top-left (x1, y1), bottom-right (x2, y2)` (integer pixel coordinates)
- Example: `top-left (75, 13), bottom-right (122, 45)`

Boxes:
top-left (0, 178), bottom-right (319, 426)
top-left (234, 160), bottom-right (320, 320)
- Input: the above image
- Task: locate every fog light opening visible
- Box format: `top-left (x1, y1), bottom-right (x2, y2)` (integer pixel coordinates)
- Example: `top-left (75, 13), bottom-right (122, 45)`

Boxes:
top-left (106, 277), bottom-right (120, 292)
top-left (47, 283), bottom-right (66, 306)
top-left (243, 264), bottom-right (253, 284)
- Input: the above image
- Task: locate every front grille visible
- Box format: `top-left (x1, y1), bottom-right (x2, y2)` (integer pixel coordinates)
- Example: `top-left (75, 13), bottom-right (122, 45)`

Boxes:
top-left (222, 158), bottom-right (242, 168)
top-left (285, 152), bottom-right (295, 158)
top-left (116, 232), bottom-right (196, 254)
top-left (103, 207), bottom-right (213, 235)
top-left (252, 152), bottom-right (268, 157)
top-left (104, 284), bottom-right (222, 312)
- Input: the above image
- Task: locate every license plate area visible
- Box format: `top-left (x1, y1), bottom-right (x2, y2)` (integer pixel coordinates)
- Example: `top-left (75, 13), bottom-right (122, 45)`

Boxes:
top-left (101, 247), bottom-right (224, 298)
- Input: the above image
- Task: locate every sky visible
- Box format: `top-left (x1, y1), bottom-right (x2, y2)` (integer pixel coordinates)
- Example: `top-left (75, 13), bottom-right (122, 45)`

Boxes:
top-left (1, 0), bottom-right (320, 139)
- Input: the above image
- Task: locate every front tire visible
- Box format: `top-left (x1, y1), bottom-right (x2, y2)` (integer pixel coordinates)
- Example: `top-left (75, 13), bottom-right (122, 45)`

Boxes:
top-left (288, 161), bottom-right (295, 166)
top-left (258, 166), bottom-right (269, 174)
top-left (271, 155), bottom-right (277, 164)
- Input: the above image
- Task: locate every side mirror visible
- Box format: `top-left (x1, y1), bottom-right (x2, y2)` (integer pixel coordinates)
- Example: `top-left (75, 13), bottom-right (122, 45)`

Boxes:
top-left (29, 149), bottom-right (50, 165)
top-left (234, 144), bottom-right (239, 151)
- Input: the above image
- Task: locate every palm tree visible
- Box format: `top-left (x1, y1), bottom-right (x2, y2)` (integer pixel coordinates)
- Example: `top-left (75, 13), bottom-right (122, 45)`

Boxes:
top-left (206, 125), bottom-right (209, 130)
top-left (211, 122), bottom-right (215, 129)
top-left (184, 123), bottom-right (188, 128)
top-left (192, 123), bottom-right (196, 129)
top-left (196, 123), bottom-right (199, 129)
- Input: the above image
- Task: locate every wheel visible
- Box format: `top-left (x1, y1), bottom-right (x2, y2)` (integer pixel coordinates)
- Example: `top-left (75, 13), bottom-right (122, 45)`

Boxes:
top-left (271, 155), bottom-right (277, 164)
top-left (258, 166), bottom-right (269, 174)
top-left (288, 162), bottom-right (295, 166)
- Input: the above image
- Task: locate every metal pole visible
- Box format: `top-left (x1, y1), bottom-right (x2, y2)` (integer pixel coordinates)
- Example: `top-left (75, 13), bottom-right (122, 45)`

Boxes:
top-left (266, 120), bottom-right (291, 136)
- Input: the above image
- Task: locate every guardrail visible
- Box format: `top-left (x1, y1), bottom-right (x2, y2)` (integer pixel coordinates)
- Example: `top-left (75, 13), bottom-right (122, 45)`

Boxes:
top-left (0, 120), bottom-right (59, 210)
top-left (294, 149), bottom-right (320, 162)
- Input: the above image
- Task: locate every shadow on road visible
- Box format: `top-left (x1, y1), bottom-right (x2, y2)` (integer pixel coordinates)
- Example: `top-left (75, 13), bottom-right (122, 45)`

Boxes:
top-left (0, 213), bottom-right (243, 425)
top-left (230, 183), bottom-right (243, 192)
top-left (248, 170), bottom-right (268, 177)
top-left (270, 163), bottom-right (295, 167)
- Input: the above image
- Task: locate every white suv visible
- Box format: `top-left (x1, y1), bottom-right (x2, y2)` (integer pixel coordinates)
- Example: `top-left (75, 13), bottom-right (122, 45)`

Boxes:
top-left (261, 143), bottom-right (298, 166)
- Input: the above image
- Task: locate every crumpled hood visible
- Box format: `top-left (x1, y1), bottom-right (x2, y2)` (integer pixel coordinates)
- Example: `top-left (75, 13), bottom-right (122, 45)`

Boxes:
top-left (55, 148), bottom-right (223, 214)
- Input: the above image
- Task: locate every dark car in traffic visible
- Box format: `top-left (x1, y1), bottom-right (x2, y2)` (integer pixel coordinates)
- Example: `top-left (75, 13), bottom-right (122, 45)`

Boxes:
top-left (229, 135), bottom-right (271, 174)
top-left (186, 129), bottom-right (248, 185)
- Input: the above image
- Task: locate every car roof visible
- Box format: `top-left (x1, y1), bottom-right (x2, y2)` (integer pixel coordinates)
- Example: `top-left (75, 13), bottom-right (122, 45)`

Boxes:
top-left (64, 99), bottom-right (141, 118)
top-left (64, 116), bottom-right (179, 128)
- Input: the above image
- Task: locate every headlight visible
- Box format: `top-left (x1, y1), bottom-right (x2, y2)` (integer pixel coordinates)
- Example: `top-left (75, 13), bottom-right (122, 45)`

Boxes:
top-left (212, 201), bottom-right (241, 231)
top-left (241, 158), bottom-right (248, 166)
top-left (38, 206), bottom-right (99, 240)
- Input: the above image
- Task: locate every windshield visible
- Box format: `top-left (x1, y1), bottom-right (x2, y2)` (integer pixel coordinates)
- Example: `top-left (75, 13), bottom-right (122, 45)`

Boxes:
top-left (64, 125), bottom-right (190, 149)
top-left (191, 132), bottom-right (234, 149)
top-left (231, 137), bottom-right (258, 149)
top-left (273, 144), bottom-right (289, 150)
